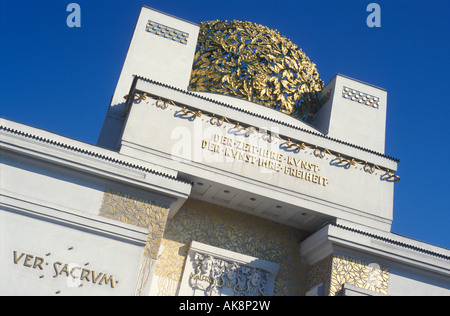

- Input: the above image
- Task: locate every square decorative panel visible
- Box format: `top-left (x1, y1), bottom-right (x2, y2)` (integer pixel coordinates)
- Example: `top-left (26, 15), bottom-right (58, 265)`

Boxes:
top-left (146, 20), bottom-right (189, 45)
top-left (342, 87), bottom-right (379, 108)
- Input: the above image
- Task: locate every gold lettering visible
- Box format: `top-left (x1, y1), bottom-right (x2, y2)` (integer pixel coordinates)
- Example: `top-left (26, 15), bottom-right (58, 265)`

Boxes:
top-left (13, 251), bottom-right (25, 264)
top-left (92, 270), bottom-right (103, 284)
top-left (278, 153), bottom-right (283, 162)
top-left (33, 256), bottom-right (44, 270)
top-left (287, 156), bottom-right (294, 165)
top-left (192, 274), bottom-right (219, 285)
top-left (201, 136), bottom-right (329, 187)
top-left (290, 168), bottom-right (296, 177)
top-left (208, 142), bottom-right (216, 152)
top-left (13, 252), bottom-right (119, 288)
top-left (258, 158), bottom-right (265, 167)
top-left (313, 174), bottom-right (319, 183)
top-left (301, 160), bottom-right (308, 170)
top-left (59, 264), bottom-right (69, 277)
top-left (284, 166), bottom-right (290, 174)
top-left (81, 268), bottom-right (91, 282)
top-left (99, 274), bottom-right (115, 288)
top-left (270, 151), bottom-right (276, 160)
top-left (53, 262), bottom-right (62, 278)
top-left (70, 266), bottom-right (81, 278)
top-left (23, 254), bottom-right (34, 268)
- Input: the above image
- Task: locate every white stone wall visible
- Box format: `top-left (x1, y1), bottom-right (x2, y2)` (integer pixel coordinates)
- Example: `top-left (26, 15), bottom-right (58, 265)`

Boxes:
top-left (1, 209), bottom-right (146, 296)
top-left (314, 75), bottom-right (387, 154)
top-left (0, 118), bottom-right (191, 296)
top-left (118, 78), bottom-right (396, 231)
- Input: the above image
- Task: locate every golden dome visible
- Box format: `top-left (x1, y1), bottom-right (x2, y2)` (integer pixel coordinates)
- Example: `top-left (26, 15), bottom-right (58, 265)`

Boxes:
top-left (188, 20), bottom-right (324, 122)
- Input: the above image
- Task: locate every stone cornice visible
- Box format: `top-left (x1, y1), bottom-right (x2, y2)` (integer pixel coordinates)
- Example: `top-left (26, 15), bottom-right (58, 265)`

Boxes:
top-left (132, 76), bottom-right (400, 164)
top-left (300, 223), bottom-right (450, 277)
top-left (0, 118), bottom-right (193, 200)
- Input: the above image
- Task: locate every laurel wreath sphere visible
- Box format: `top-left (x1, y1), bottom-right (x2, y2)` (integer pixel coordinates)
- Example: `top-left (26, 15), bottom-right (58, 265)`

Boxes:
top-left (189, 20), bottom-right (324, 122)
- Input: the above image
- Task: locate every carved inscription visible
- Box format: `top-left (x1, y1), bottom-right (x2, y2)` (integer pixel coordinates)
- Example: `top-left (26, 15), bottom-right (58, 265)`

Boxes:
top-left (202, 134), bottom-right (329, 186)
top-left (12, 250), bottom-right (118, 289)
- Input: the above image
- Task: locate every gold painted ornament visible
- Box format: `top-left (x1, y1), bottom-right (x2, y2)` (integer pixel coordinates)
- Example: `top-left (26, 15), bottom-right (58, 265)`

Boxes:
top-left (189, 20), bottom-right (324, 122)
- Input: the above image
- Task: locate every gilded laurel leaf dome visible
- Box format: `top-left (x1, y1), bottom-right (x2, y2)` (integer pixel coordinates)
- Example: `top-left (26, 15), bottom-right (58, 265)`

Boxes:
top-left (188, 20), bottom-right (324, 122)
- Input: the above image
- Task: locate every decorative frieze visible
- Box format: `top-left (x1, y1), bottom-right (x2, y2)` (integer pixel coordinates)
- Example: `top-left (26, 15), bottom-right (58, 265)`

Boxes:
top-left (178, 241), bottom-right (279, 296)
top-left (342, 87), bottom-right (380, 108)
top-left (146, 20), bottom-right (189, 45)
top-left (123, 92), bottom-right (400, 183)
top-left (189, 253), bottom-right (270, 296)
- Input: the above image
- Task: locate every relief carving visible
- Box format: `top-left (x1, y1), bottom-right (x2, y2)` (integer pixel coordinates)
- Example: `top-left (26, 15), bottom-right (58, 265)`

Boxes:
top-left (188, 252), bottom-right (271, 296)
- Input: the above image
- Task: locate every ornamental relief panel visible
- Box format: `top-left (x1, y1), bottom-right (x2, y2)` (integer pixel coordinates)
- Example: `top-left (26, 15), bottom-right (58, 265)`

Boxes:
top-left (98, 189), bottom-right (170, 260)
top-left (154, 199), bottom-right (307, 296)
top-left (329, 254), bottom-right (389, 296)
top-left (98, 189), bottom-right (171, 296)
top-left (190, 253), bottom-right (269, 296)
top-left (178, 241), bottom-right (279, 296)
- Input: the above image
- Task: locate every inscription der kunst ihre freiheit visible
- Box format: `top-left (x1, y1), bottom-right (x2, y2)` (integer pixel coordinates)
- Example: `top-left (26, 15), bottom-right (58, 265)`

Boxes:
top-left (202, 134), bottom-right (329, 187)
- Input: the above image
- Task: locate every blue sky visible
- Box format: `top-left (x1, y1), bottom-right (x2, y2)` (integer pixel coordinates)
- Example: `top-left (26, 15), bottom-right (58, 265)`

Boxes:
top-left (1, 0), bottom-right (449, 249)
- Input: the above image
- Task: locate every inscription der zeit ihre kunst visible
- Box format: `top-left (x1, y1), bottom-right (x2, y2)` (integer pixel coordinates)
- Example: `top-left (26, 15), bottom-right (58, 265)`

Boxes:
top-left (201, 134), bottom-right (329, 187)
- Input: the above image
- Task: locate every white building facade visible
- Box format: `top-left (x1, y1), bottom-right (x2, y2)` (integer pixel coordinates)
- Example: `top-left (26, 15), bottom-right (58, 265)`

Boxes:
top-left (1, 6), bottom-right (449, 296)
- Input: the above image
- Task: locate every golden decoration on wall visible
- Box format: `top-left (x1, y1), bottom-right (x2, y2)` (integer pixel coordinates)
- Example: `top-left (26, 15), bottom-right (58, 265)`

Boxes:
top-left (329, 255), bottom-right (390, 296)
top-left (188, 20), bottom-right (324, 122)
top-left (155, 199), bottom-right (308, 296)
top-left (98, 189), bottom-right (170, 260)
top-left (306, 255), bottom-right (333, 295)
